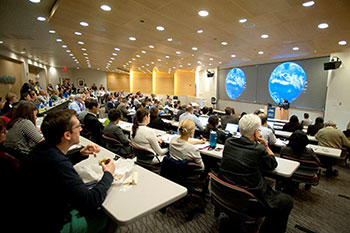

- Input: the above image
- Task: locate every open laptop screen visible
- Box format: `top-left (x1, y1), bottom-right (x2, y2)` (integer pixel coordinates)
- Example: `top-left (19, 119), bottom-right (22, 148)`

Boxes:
top-left (198, 116), bottom-right (209, 127)
top-left (225, 123), bottom-right (239, 133)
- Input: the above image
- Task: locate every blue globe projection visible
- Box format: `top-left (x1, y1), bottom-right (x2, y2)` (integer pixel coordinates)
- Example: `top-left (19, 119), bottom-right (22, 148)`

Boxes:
top-left (269, 62), bottom-right (307, 104)
top-left (225, 68), bottom-right (246, 100)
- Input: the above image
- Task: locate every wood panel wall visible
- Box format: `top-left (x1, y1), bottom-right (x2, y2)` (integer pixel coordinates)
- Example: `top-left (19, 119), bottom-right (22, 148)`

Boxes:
top-left (174, 70), bottom-right (195, 97)
top-left (130, 71), bottom-right (153, 94)
top-left (153, 71), bottom-right (174, 95)
top-left (107, 72), bottom-right (130, 92)
top-left (0, 56), bottom-right (23, 100)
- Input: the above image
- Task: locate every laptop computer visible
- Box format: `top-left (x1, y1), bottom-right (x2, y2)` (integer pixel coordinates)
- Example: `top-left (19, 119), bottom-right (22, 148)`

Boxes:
top-left (198, 116), bottom-right (209, 127)
top-left (225, 123), bottom-right (239, 134)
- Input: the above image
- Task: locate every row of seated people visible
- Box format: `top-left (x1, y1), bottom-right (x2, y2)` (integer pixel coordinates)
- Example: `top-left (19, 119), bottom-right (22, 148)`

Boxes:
top-left (0, 100), bottom-right (326, 233)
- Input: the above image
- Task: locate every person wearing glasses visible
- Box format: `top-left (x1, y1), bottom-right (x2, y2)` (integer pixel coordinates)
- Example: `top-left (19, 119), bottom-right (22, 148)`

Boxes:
top-left (18, 109), bottom-right (116, 233)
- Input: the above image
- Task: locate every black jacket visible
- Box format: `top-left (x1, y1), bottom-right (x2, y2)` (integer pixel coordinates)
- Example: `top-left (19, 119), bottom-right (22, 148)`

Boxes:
top-left (84, 112), bottom-right (105, 146)
top-left (148, 117), bottom-right (172, 131)
top-left (18, 142), bottom-right (113, 233)
top-left (218, 136), bottom-right (279, 210)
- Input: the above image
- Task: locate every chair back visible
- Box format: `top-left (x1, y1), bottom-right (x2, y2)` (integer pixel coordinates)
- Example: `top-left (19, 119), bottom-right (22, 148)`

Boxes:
top-left (280, 155), bottom-right (321, 185)
top-left (208, 173), bottom-right (264, 218)
top-left (129, 142), bottom-right (157, 164)
top-left (102, 134), bottom-right (134, 158)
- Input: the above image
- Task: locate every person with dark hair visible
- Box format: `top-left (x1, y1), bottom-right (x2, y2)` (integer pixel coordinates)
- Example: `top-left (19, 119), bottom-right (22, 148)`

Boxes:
top-left (19, 91), bottom-right (32, 103)
top-left (116, 98), bottom-right (130, 121)
top-left (203, 115), bottom-right (229, 144)
top-left (282, 115), bottom-right (302, 132)
top-left (258, 113), bottom-right (277, 146)
top-left (220, 107), bottom-right (239, 129)
top-left (83, 99), bottom-right (105, 146)
top-left (240, 111), bottom-right (247, 120)
top-left (106, 95), bottom-right (116, 112)
top-left (307, 117), bottom-right (324, 136)
top-left (131, 108), bottom-right (168, 163)
top-left (18, 109), bottom-right (115, 233)
top-left (103, 109), bottom-right (132, 155)
top-left (148, 107), bottom-right (172, 131)
top-left (301, 113), bottom-right (312, 127)
top-left (281, 130), bottom-right (320, 163)
top-left (3, 101), bottom-right (43, 157)
top-left (201, 106), bottom-right (209, 116)
top-left (175, 104), bottom-right (187, 121)
top-left (208, 107), bottom-right (214, 116)
top-left (179, 106), bottom-right (204, 131)
top-left (1, 105), bottom-right (17, 124)
top-left (219, 114), bottom-right (293, 233)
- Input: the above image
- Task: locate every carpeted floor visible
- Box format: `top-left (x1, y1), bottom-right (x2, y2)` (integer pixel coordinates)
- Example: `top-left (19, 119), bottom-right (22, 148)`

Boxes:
top-left (117, 163), bottom-right (350, 233)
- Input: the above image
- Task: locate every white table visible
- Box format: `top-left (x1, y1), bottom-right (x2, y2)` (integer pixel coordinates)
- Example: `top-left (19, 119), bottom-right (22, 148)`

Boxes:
top-left (308, 144), bottom-right (342, 158)
top-left (275, 130), bottom-right (317, 142)
top-left (75, 136), bottom-right (187, 225)
top-left (37, 99), bottom-right (70, 116)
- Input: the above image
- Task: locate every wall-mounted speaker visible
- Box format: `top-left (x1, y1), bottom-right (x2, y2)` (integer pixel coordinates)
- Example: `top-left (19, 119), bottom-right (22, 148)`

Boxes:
top-left (324, 61), bottom-right (342, 70)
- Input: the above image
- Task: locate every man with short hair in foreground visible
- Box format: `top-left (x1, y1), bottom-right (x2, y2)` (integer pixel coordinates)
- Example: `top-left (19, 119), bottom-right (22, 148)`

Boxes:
top-left (19, 109), bottom-right (115, 233)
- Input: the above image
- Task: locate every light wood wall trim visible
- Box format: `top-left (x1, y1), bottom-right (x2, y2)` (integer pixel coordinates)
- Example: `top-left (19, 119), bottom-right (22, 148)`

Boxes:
top-left (153, 71), bottom-right (174, 95)
top-left (174, 70), bottom-right (195, 97)
top-left (107, 72), bottom-right (130, 92)
top-left (130, 71), bottom-right (153, 94)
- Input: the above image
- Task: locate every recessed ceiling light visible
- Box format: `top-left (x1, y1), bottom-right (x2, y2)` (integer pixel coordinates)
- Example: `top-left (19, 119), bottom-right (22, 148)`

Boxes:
top-left (62, 45), bottom-right (67, 48)
top-left (65, 50), bottom-right (70, 53)
top-left (318, 23), bottom-right (328, 29)
top-left (149, 45), bottom-right (154, 48)
top-left (165, 56), bottom-right (170, 58)
top-left (292, 47), bottom-right (299, 51)
top-left (198, 10), bottom-right (209, 17)
top-left (239, 18), bottom-right (247, 23)
top-left (192, 47), bottom-right (198, 51)
top-left (197, 29), bottom-right (204, 33)
top-left (48, 30), bottom-right (55, 34)
top-left (231, 54), bottom-right (236, 57)
top-left (221, 41), bottom-right (228, 45)
top-left (179, 65), bottom-right (183, 67)
top-left (129, 36), bottom-right (136, 41)
top-left (112, 53), bottom-right (117, 56)
top-left (156, 26), bottom-right (165, 31)
top-left (197, 61), bottom-right (201, 64)
top-left (80, 21), bottom-right (89, 27)
top-left (78, 41), bottom-right (84, 45)
top-left (136, 54), bottom-right (141, 57)
top-left (81, 48), bottom-right (86, 51)
top-left (151, 61), bottom-right (155, 64)
top-left (110, 57), bottom-right (115, 60)
top-left (188, 63), bottom-right (191, 66)
top-left (157, 59), bottom-right (162, 62)
top-left (132, 58), bottom-right (136, 60)
top-left (338, 40), bottom-right (347, 46)
top-left (69, 54), bottom-right (74, 56)
top-left (83, 53), bottom-right (88, 55)
top-left (258, 51), bottom-right (264, 54)
top-left (302, 1), bottom-right (315, 7)
top-left (74, 32), bottom-right (82, 36)
top-left (56, 38), bottom-right (62, 42)
top-left (100, 4), bottom-right (111, 11)
top-left (261, 34), bottom-right (269, 39)
top-left (209, 63), bottom-right (212, 66)
top-left (114, 47), bottom-right (120, 51)
top-left (176, 51), bottom-right (181, 54)
top-left (20, 51), bottom-right (26, 54)
top-left (219, 61), bottom-right (222, 64)
top-left (141, 50), bottom-right (146, 54)
top-left (37, 16), bottom-right (46, 22)
top-left (209, 58), bottom-right (214, 60)
top-left (29, 0), bottom-right (41, 3)
top-left (168, 38), bottom-right (173, 41)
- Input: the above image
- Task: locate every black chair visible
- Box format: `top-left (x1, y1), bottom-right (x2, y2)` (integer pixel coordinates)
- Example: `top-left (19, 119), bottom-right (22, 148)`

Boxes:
top-left (102, 134), bottom-right (134, 159)
top-left (160, 155), bottom-right (207, 220)
top-left (208, 173), bottom-right (265, 233)
top-left (279, 155), bottom-right (321, 190)
top-left (129, 142), bottom-right (161, 173)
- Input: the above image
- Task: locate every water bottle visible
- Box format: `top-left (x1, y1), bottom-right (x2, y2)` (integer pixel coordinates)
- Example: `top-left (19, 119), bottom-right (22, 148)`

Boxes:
top-left (209, 130), bottom-right (217, 149)
top-left (49, 99), bottom-right (52, 107)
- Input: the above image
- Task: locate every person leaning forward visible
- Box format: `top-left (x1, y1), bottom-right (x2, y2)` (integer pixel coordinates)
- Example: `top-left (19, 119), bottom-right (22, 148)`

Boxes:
top-left (17, 109), bottom-right (115, 233)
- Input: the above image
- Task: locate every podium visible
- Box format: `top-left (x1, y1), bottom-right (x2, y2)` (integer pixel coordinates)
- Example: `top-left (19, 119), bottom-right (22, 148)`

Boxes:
top-left (264, 106), bottom-right (289, 121)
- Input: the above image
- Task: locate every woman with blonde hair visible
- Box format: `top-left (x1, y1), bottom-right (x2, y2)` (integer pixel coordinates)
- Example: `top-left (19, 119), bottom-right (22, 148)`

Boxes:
top-left (169, 119), bottom-right (205, 169)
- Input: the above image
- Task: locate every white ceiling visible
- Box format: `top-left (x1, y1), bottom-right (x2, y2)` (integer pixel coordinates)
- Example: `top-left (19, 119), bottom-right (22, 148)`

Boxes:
top-left (0, 0), bottom-right (349, 73)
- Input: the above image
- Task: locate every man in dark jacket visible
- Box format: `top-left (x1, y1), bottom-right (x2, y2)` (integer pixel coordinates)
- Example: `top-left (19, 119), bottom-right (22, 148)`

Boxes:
top-left (219, 114), bottom-right (293, 233)
top-left (307, 116), bottom-right (324, 136)
top-left (18, 109), bottom-right (115, 233)
top-left (220, 107), bottom-right (239, 129)
top-left (84, 99), bottom-right (105, 146)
